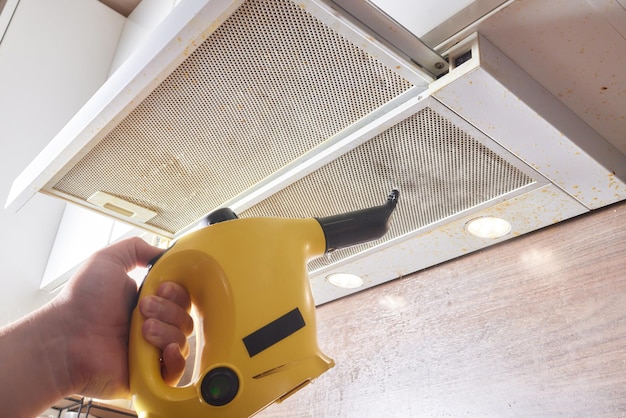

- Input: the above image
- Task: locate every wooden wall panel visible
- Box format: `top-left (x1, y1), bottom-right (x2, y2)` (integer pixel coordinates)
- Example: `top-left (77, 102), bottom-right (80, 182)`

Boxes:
top-left (258, 201), bottom-right (626, 417)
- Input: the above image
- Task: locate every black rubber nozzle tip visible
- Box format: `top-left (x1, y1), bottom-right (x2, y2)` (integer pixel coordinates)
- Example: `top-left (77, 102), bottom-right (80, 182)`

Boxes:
top-left (316, 189), bottom-right (399, 253)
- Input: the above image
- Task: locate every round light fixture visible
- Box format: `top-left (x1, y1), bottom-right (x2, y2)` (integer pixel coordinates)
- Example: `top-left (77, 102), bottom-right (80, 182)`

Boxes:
top-left (466, 216), bottom-right (512, 239)
top-left (326, 273), bottom-right (364, 289)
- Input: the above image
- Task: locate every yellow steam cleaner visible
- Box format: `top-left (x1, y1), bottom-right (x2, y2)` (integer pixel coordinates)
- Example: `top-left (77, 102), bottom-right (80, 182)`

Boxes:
top-left (129, 189), bottom-right (399, 417)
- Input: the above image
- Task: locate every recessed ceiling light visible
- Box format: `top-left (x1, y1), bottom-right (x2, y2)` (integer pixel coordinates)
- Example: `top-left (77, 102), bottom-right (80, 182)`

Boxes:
top-left (466, 216), bottom-right (512, 239)
top-left (326, 273), bottom-right (364, 289)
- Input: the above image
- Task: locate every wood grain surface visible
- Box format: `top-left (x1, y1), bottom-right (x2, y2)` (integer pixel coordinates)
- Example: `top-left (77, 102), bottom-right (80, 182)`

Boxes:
top-left (258, 201), bottom-right (626, 417)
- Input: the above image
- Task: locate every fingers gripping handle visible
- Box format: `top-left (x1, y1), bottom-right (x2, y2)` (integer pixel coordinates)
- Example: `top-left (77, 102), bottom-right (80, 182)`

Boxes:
top-left (129, 260), bottom-right (195, 416)
top-left (129, 248), bottom-right (231, 417)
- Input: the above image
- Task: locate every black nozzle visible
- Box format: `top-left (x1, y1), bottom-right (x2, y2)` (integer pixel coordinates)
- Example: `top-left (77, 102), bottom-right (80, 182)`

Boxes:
top-left (316, 189), bottom-right (399, 253)
top-left (205, 208), bottom-right (238, 225)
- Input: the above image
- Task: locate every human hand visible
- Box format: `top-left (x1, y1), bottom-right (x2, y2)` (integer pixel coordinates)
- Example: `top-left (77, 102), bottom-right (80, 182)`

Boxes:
top-left (138, 281), bottom-right (194, 386)
top-left (53, 237), bottom-right (193, 398)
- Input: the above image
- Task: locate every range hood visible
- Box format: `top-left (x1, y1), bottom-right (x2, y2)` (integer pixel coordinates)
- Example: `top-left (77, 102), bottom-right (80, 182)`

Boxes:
top-left (6, 0), bottom-right (626, 303)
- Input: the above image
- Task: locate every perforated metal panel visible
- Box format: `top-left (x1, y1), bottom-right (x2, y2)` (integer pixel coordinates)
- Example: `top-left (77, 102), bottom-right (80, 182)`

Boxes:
top-left (47, 0), bottom-right (536, 247)
top-left (51, 0), bottom-right (414, 235)
top-left (239, 107), bottom-right (535, 271)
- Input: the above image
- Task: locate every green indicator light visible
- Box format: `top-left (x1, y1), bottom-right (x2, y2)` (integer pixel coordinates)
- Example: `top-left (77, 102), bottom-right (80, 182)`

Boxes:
top-left (209, 375), bottom-right (230, 398)
top-left (201, 367), bottom-right (239, 406)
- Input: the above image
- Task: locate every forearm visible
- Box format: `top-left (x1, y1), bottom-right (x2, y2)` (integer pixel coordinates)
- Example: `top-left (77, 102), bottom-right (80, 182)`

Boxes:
top-left (0, 302), bottom-right (73, 417)
top-left (0, 237), bottom-right (191, 416)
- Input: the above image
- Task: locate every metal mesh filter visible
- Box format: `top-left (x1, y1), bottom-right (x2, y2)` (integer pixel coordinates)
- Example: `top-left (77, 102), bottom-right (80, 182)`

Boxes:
top-left (239, 107), bottom-right (534, 271)
top-left (51, 0), bottom-right (414, 235)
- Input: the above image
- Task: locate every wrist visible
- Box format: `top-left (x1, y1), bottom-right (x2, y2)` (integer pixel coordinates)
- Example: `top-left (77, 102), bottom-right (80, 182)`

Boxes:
top-left (32, 298), bottom-right (78, 399)
top-left (0, 297), bottom-right (77, 417)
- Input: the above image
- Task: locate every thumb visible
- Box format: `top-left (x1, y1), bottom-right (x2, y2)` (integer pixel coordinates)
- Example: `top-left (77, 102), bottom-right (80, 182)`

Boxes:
top-left (98, 237), bottom-right (164, 272)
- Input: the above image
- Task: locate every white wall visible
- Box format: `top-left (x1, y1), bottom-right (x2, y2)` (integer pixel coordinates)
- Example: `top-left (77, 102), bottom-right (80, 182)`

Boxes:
top-left (40, 0), bottom-right (179, 293)
top-left (0, 0), bottom-right (125, 324)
